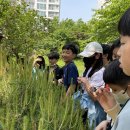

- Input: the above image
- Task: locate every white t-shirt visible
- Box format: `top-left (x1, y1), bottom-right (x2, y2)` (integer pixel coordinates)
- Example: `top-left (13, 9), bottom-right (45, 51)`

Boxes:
top-left (82, 67), bottom-right (105, 91)
top-left (88, 67), bottom-right (105, 89)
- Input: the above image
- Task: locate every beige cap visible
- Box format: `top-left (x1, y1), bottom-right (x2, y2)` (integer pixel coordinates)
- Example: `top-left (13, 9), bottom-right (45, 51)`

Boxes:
top-left (79, 42), bottom-right (103, 57)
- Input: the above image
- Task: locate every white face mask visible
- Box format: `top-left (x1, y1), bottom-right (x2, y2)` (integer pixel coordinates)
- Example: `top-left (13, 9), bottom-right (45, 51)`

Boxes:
top-left (113, 90), bottom-right (129, 104)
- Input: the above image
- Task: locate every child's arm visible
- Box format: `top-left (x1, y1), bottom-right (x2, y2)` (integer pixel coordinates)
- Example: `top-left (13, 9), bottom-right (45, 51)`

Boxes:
top-left (66, 84), bottom-right (76, 96)
top-left (96, 88), bottom-right (121, 122)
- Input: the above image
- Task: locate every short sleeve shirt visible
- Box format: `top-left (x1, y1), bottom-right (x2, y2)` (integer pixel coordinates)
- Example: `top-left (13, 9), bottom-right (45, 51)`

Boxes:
top-left (63, 62), bottom-right (79, 91)
top-left (82, 67), bottom-right (105, 91)
top-left (88, 67), bottom-right (105, 89)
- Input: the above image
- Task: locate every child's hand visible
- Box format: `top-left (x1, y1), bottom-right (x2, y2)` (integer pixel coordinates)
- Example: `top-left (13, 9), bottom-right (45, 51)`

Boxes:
top-left (77, 77), bottom-right (97, 100)
top-left (58, 78), bottom-right (63, 85)
top-left (96, 120), bottom-right (110, 130)
top-left (95, 88), bottom-right (117, 111)
top-left (78, 77), bottom-right (88, 85)
top-left (77, 77), bottom-right (90, 89)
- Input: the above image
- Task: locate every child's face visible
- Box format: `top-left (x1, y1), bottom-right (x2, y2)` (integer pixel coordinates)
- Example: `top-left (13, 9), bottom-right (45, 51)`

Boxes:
top-left (112, 47), bottom-right (120, 60)
top-left (62, 49), bottom-right (75, 63)
top-left (49, 58), bottom-right (57, 66)
top-left (118, 35), bottom-right (130, 76)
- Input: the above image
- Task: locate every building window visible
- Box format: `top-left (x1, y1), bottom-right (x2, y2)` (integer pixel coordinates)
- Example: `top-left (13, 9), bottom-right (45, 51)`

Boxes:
top-left (37, 0), bottom-right (46, 2)
top-left (38, 11), bottom-right (46, 16)
top-left (48, 12), bottom-right (59, 17)
top-left (49, 4), bottom-right (59, 10)
top-left (49, 0), bottom-right (59, 3)
top-left (37, 3), bottom-right (46, 10)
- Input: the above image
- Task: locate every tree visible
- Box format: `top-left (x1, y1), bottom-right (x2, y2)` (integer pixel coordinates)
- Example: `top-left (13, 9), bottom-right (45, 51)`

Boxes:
top-left (0, 0), bottom-right (89, 58)
top-left (87, 0), bottom-right (130, 43)
top-left (0, 0), bottom-right (47, 60)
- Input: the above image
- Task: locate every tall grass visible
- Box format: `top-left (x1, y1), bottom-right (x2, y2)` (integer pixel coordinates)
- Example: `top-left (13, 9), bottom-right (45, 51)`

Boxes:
top-left (0, 52), bottom-right (91, 130)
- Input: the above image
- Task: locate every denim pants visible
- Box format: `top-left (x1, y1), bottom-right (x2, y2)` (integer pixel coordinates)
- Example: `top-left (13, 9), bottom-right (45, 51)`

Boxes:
top-left (94, 101), bottom-right (107, 126)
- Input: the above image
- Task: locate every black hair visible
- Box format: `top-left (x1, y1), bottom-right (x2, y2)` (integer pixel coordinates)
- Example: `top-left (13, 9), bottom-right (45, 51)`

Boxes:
top-left (101, 44), bottom-right (111, 60)
top-left (118, 8), bottom-right (130, 36)
top-left (103, 60), bottom-right (130, 87)
top-left (48, 51), bottom-right (59, 59)
top-left (62, 43), bottom-right (79, 55)
top-left (36, 56), bottom-right (45, 69)
top-left (110, 38), bottom-right (120, 61)
top-left (83, 53), bottom-right (103, 78)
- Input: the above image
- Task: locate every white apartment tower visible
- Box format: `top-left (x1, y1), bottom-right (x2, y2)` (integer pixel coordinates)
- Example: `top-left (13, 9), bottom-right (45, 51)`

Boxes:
top-left (25, 0), bottom-right (60, 19)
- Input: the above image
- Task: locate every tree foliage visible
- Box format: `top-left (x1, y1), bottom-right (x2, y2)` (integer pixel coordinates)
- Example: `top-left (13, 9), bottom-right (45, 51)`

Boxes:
top-left (0, 0), bottom-right (88, 59)
top-left (1, 0), bottom-right (129, 58)
top-left (87, 0), bottom-right (130, 43)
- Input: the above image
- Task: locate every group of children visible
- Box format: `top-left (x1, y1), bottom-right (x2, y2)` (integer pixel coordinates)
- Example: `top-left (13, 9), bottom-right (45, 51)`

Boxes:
top-left (32, 43), bottom-right (79, 97)
top-left (32, 40), bottom-right (121, 129)
top-left (32, 8), bottom-right (130, 130)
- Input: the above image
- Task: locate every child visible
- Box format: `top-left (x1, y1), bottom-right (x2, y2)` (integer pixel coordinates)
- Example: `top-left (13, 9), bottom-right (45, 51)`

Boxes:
top-left (78, 42), bottom-right (106, 127)
top-left (32, 56), bottom-right (46, 80)
top-left (60, 43), bottom-right (79, 96)
top-left (47, 51), bottom-right (62, 84)
top-left (110, 39), bottom-right (120, 61)
top-left (32, 56), bottom-right (45, 75)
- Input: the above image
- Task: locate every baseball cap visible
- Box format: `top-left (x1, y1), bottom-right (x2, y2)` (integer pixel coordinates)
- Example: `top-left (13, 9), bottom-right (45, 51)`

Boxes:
top-left (79, 42), bottom-right (103, 57)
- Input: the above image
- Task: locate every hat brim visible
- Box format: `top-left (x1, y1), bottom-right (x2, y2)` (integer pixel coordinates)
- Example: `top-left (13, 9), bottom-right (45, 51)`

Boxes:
top-left (78, 51), bottom-right (95, 57)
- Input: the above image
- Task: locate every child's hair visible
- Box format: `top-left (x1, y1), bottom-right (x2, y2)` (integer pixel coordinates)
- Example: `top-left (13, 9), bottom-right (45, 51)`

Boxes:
top-left (103, 59), bottom-right (130, 87)
top-left (48, 51), bottom-right (59, 60)
top-left (118, 8), bottom-right (130, 36)
top-left (36, 56), bottom-right (45, 69)
top-left (101, 44), bottom-right (111, 60)
top-left (62, 43), bottom-right (79, 55)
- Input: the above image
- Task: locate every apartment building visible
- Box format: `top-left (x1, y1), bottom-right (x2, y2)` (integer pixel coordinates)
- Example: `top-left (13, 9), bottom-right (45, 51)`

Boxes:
top-left (25, 0), bottom-right (60, 19)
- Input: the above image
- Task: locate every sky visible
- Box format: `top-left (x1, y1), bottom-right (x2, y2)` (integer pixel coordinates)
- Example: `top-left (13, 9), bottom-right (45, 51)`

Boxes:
top-left (60, 0), bottom-right (98, 22)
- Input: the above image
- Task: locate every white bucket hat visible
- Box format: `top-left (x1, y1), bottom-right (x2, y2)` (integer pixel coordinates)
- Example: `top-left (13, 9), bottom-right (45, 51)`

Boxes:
top-left (79, 42), bottom-right (103, 57)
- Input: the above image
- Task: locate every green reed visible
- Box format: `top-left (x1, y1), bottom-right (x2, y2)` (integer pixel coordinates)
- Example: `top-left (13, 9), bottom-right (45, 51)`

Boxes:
top-left (0, 52), bottom-right (91, 130)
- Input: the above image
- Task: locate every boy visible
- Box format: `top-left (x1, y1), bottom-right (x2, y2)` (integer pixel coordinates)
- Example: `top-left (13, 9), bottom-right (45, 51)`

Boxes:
top-left (47, 51), bottom-right (62, 84)
top-left (60, 43), bottom-right (79, 96)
